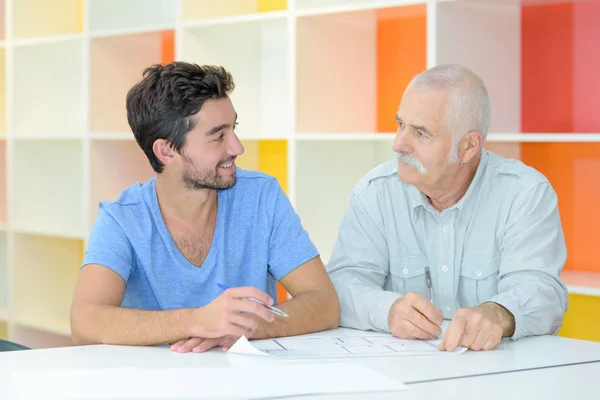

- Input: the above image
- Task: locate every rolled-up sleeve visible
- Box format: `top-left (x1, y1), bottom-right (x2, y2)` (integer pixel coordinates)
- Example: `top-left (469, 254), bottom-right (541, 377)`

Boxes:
top-left (486, 181), bottom-right (569, 340)
top-left (326, 191), bottom-right (400, 333)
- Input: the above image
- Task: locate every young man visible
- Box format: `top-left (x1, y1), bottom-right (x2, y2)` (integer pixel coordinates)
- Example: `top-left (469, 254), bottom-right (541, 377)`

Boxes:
top-left (327, 64), bottom-right (568, 352)
top-left (71, 62), bottom-right (339, 353)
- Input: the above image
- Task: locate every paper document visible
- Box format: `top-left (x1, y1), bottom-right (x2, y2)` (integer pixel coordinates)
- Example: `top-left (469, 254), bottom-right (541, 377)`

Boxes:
top-left (10, 363), bottom-right (407, 399)
top-left (229, 334), bottom-right (467, 358)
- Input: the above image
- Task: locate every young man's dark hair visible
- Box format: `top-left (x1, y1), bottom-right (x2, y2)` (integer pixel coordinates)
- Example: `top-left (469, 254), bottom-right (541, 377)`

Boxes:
top-left (126, 62), bottom-right (235, 173)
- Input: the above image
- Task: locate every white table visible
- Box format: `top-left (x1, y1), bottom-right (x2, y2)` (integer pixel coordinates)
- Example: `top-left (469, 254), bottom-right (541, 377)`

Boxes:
top-left (2, 328), bottom-right (600, 399)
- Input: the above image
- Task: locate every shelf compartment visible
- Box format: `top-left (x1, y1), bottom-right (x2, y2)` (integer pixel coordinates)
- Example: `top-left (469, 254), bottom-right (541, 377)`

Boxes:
top-left (486, 141), bottom-right (600, 274)
top-left (0, 140), bottom-right (6, 225)
top-left (181, 18), bottom-right (288, 139)
top-left (12, 0), bottom-right (82, 39)
top-left (12, 233), bottom-right (82, 339)
top-left (295, 140), bottom-right (395, 264)
top-left (296, 4), bottom-right (426, 133)
top-left (0, 231), bottom-right (7, 313)
top-left (12, 39), bottom-right (84, 137)
top-left (0, 48), bottom-right (5, 135)
top-left (522, 1), bottom-right (600, 133)
top-left (435, 0), bottom-right (520, 134)
top-left (296, 0), bottom-right (424, 12)
top-left (11, 140), bottom-right (84, 238)
top-left (90, 30), bottom-right (174, 134)
top-left (0, 0), bottom-right (4, 40)
top-left (0, 321), bottom-right (7, 339)
top-left (182, 0), bottom-right (287, 21)
top-left (237, 140), bottom-right (288, 193)
top-left (89, 140), bottom-right (155, 229)
top-left (520, 142), bottom-right (600, 273)
top-left (88, 0), bottom-right (176, 34)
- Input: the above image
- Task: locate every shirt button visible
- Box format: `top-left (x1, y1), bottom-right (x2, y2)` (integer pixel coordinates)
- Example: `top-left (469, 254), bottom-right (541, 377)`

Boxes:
top-left (442, 265), bottom-right (448, 272)
top-left (476, 270), bottom-right (482, 277)
top-left (442, 226), bottom-right (448, 233)
top-left (403, 268), bottom-right (408, 275)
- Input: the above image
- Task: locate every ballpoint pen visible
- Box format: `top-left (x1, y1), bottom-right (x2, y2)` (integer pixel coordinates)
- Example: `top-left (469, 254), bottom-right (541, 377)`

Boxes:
top-left (424, 267), bottom-right (434, 304)
top-left (217, 283), bottom-right (289, 318)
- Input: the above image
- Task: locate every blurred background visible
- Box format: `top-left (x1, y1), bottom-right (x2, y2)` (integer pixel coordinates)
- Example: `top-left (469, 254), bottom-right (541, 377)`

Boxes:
top-left (0, 0), bottom-right (598, 348)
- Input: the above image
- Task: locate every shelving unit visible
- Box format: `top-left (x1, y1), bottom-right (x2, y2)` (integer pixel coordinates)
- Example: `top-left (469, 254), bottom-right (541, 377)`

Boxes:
top-left (0, 0), bottom-right (598, 348)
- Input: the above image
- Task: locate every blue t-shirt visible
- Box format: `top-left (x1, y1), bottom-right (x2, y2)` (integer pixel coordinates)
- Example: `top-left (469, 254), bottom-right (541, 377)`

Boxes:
top-left (81, 168), bottom-right (319, 309)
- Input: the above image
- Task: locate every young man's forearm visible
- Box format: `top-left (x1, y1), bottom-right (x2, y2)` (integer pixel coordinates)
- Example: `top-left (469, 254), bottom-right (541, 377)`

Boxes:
top-left (71, 304), bottom-right (196, 346)
top-left (252, 288), bottom-right (340, 339)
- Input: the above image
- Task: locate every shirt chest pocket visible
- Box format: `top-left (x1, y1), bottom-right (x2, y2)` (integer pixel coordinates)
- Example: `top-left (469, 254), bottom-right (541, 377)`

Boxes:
top-left (388, 252), bottom-right (428, 297)
top-left (458, 253), bottom-right (500, 308)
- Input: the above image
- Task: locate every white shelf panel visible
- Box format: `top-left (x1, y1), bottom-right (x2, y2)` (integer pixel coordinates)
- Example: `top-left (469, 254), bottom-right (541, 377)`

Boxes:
top-left (12, 233), bottom-right (82, 338)
top-left (487, 133), bottom-right (600, 142)
top-left (88, 0), bottom-right (176, 35)
top-left (0, 231), bottom-right (7, 311)
top-left (12, 39), bottom-right (84, 137)
top-left (295, 133), bottom-right (600, 143)
top-left (562, 270), bottom-right (600, 297)
top-left (182, 18), bottom-right (289, 139)
top-left (12, 0), bottom-right (81, 39)
top-left (296, 141), bottom-right (395, 264)
top-left (181, 10), bottom-right (288, 28)
top-left (90, 132), bottom-right (136, 141)
top-left (296, 0), bottom-right (426, 15)
top-left (90, 31), bottom-right (171, 133)
top-left (0, 140), bottom-right (6, 225)
top-left (11, 140), bottom-right (85, 238)
top-left (89, 141), bottom-right (155, 229)
top-left (11, 33), bottom-right (84, 47)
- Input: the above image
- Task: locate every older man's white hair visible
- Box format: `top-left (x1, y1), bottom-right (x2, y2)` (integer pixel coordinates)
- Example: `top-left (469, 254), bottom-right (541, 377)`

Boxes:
top-left (407, 64), bottom-right (491, 163)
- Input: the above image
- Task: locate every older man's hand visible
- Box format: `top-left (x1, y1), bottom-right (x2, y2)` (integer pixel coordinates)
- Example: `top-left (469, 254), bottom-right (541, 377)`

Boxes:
top-left (440, 302), bottom-right (515, 352)
top-left (388, 292), bottom-right (444, 340)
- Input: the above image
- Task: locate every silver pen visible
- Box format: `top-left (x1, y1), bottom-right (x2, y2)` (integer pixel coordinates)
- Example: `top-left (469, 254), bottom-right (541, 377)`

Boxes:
top-left (424, 266), bottom-right (434, 304)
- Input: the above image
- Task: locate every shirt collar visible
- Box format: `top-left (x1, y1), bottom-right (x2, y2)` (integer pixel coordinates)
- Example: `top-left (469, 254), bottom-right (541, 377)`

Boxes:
top-left (409, 150), bottom-right (490, 224)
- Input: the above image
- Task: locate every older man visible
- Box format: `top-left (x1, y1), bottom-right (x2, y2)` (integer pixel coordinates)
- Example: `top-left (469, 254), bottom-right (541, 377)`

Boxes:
top-left (327, 64), bottom-right (568, 352)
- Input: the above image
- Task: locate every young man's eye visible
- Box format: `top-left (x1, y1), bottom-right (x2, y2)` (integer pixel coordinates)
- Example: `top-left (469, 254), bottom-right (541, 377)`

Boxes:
top-left (215, 133), bottom-right (225, 141)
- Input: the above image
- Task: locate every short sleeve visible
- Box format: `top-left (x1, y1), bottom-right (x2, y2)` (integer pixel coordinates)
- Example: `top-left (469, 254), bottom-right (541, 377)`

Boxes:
top-left (267, 181), bottom-right (319, 280)
top-left (82, 202), bottom-right (135, 282)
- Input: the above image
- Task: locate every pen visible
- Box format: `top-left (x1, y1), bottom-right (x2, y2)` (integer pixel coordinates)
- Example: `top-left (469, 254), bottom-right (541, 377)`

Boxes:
top-left (217, 283), bottom-right (289, 318)
top-left (424, 267), bottom-right (434, 304)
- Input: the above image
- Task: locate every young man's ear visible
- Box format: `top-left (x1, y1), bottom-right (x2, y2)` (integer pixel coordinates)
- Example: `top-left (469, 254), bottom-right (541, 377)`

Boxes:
top-left (459, 131), bottom-right (483, 164)
top-left (153, 139), bottom-right (177, 167)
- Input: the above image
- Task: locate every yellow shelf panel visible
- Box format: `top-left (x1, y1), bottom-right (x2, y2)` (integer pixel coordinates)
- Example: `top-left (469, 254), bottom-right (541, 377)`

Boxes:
top-left (558, 293), bottom-right (600, 342)
top-left (13, 0), bottom-right (83, 39)
top-left (237, 140), bottom-right (288, 193)
top-left (12, 234), bottom-right (83, 334)
top-left (258, 0), bottom-right (287, 12)
top-left (0, 321), bottom-right (7, 339)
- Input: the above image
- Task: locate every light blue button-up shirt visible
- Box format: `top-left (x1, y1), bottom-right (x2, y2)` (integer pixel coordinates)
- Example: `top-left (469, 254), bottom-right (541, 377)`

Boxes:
top-left (326, 150), bottom-right (568, 340)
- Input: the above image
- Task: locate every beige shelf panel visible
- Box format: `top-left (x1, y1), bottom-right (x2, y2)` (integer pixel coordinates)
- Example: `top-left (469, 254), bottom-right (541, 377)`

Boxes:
top-left (0, 48), bottom-right (5, 135)
top-left (88, 0), bottom-right (176, 34)
top-left (11, 233), bottom-right (82, 337)
top-left (12, 0), bottom-right (81, 39)
top-left (295, 140), bottom-right (395, 264)
top-left (12, 39), bottom-right (84, 137)
top-left (11, 140), bottom-right (84, 238)
top-left (89, 140), bottom-right (155, 229)
top-left (90, 31), bottom-right (172, 133)
top-left (181, 18), bottom-right (289, 139)
top-left (0, 140), bottom-right (6, 225)
top-left (0, 231), bottom-right (6, 311)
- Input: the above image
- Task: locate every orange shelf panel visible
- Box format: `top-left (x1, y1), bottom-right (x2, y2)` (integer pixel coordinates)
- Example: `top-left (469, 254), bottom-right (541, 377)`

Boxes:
top-left (521, 143), bottom-right (600, 273)
top-left (377, 5), bottom-right (426, 133)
